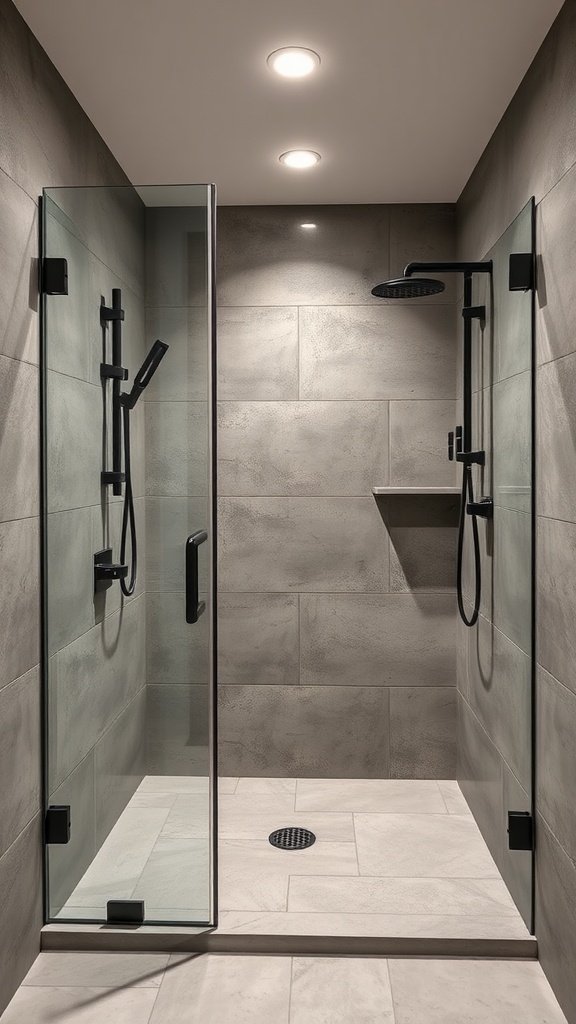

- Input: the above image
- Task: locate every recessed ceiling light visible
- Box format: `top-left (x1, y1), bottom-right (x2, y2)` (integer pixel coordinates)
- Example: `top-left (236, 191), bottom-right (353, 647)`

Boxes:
top-left (300, 223), bottom-right (317, 229)
top-left (279, 150), bottom-right (321, 169)
top-left (267, 47), bottom-right (320, 78)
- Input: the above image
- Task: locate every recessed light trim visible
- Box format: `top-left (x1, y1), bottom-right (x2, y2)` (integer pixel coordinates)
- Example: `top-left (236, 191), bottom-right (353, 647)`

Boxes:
top-left (267, 46), bottom-right (320, 78)
top-left (300, 223), bottom-right (317, 229)
top-left (279, 150), bottom-right (321, 169)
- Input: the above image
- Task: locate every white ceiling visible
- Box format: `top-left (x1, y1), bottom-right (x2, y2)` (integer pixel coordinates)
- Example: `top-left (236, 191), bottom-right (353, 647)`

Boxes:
top-left (15, 0), bottom-right (563, 205)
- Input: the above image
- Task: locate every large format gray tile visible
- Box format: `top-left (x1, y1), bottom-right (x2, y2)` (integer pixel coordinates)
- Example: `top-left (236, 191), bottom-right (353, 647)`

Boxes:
top-left (44, 218), bottom-right (95, 383)
top-left (146, 497), bottom-right (210, 592)
top-left (537, 515), bottom-right (576, 695)
top-left (147, 592), bottom-right (209, 685)
top-left (0, 169), bottom-right (37, 364)
top-left (389, 687), bottom-right (456, 779)
top-left (288, 875), bottom-right (518, 916)
top-left (0, 667), bottom-right (40, 861)
top-left (457, 695), bottom-right (502, 873)
top-left (219, 838), bottom-right (358, 912)
top-left (219, 910), bottom-right (530, 940)
top-left (389, 400), bottom-right (457, 487)
top-left (145, 307), bottom-right (209, 402)
top-left (493, 506), bottom-right (531, 654)
top-left (49, 596), bottom-right (146, 790)
top-left (537, 666), bottom-right (576, 864)
top-left (23, 952), bottom-right (169, 988)
top-left (537, 352), bottom-right (576, 521)
top-left (145, 205), bottom-right (207, 307)
top-left (299, 305), bottom-right (456, 400)
top-left (501, 762), bottom-right (533, 929)
top-left (380, 494), bottom-right (459, 593)
top-left (217, 401), bottom-right (389, 496)
top-left (354, 813), bottom-right (498, 877)
top-left (149, 954), bottom-right (291, 1024)
top-left (218, 685), bottom-right (390, 778)
top-left (465, 615), bottom-right (532, 791)
top-left (94, 688), bottom-right (146, 847)
top-left (145, 402), bottom-right (208, 498)
top-left (46, 370), bottom-right (101, 513)
top-left (535, 814), bottom-right (576, 1024)
top-left (217, 307), bottom-right (298, 400)
top-left (0, 355), bottom-right (38, 522)
top-left (388, 958), bottom-right (567, 1024)
top-left (146, 684), bottom-right (210, 777)
top-left (218, 497), bottom-right (388, 592)
top-left (300, 594), bottom-right (456, 688)
top-left (0, 516), bottom-right (39, 691)
top-left (47, 753), bottom-right (96, 917)
top-left (217, 204), bottom-right (390, 306)
top-left (537, 158), bottom-right (576, 365)
top-left (490, 205), bottom-right (533, 385)
top-left (493, 371), bottom-right (531, 513)
top-left (218, 593), bottom-right (298, 687)
top-left (291, 956), bottom-right (394, 1024)
top-left (47, 506), bottom-right (94, 656)
top-left (0, 816), bottom-right (42, 1017)
top-left (389, 204), bottom-right (456, 301)
top-left (0, 986), bottom-right (158, 1024)
top-left (295, 778), bottom-right (446, 814)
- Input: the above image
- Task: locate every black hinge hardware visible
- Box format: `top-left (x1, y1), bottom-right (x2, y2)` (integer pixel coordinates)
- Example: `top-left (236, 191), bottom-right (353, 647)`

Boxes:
top-left (508, 811), bottom-right (534, 851)
top-left (509, 253), bottom-right (534, 292)
top-left (42, 257), bottom-right (68, 295)
top-left (107, 900), bottom-right (145, 925)
top-left (45, 805), bottom-right (71, 844)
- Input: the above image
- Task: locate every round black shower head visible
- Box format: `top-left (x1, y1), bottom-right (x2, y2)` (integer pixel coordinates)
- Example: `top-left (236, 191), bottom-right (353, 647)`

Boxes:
top-left (371, 276), bottom-right (446, 299)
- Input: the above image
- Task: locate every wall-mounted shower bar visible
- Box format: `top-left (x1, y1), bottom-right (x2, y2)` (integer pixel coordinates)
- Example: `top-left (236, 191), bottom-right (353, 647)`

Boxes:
top-left (100, 288), bottom-right (126, 495)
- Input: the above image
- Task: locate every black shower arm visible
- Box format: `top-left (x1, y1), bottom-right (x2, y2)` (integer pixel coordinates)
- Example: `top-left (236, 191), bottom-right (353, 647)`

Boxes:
top-left (404, 260), bottom-right (492, 277)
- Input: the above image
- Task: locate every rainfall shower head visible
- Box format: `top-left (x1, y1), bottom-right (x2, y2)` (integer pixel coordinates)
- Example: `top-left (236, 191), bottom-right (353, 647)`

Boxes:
top-left (371, 277), bottom-right (445, 299)
top-left (120, 340), bottom-right (169, 410)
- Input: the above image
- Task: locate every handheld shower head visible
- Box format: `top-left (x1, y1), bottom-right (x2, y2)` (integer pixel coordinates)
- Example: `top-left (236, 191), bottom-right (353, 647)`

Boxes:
top-left (371, 277), bottom-right (445, 299)
top-left (120, 340), bottom-right (168, 409)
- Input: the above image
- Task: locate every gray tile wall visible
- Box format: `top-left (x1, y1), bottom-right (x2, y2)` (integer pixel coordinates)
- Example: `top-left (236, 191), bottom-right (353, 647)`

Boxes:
top-left (144, 206), bottom-right (212, 776)
top-left (0, 0), bottom-right (139, 1008)
top-left (457, 2), bottom-right (576, 1019)
top-left (217, 204), bottom-right (458, 778)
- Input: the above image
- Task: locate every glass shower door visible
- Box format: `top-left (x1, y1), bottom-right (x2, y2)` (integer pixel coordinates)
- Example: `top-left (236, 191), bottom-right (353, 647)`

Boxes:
top-left (41, 184), bottom-right (217, 926)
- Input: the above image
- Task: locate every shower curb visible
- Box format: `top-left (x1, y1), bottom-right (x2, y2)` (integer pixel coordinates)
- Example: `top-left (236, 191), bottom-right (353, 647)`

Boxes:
top-left (41, 925), bottom-right (537, 959)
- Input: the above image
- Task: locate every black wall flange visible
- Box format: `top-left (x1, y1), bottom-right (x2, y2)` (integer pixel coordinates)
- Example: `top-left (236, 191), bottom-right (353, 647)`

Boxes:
top-left (100, 303), bottom-right (125, 324)
top-left (94, 548), bottom-right (128, 590)
top-left (100, 363), bottom-right (128, 381)
top-left (455, 450), bottom-right (485, 466)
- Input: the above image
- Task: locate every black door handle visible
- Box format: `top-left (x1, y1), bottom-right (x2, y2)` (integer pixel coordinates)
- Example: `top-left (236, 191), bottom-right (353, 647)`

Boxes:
top-left (186, 530), bottom-right (207, 624)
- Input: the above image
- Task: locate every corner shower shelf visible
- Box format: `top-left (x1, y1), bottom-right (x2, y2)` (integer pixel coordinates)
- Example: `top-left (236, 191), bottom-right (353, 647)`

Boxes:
top-left (372, 486), bottom-right (460, 495)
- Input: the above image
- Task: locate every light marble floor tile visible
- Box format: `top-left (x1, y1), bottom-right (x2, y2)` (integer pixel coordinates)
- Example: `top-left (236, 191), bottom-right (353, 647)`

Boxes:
top-left (132, 837), bottom-right (210, 918)
top-left (218, 793), bottom-right (297, 817)
top-left (387, 959), bottom-right (569, 1024)
top-left (130, 792), bottom-right (178, 810)
top-left (235, 777), bottom-right (297, 797)
top-left (0, 986), bottom-right (158, 1024)
top-left (288, 876), bottom-right (520, 916)
top-left (63, 808), bottom-right (170, 909)
top-left (295, 779), bottom-right (447, 814)
top-left (137, 775), bottom-right (210, 794)
top-left (354, 813), bottom-right (499, 878)
top-left (219, 777), bottom-right (240, 794)
top-left (218, 910), bottom-right (531, 939)
top-left (437, 780), bottom-right (472, 815)
top-left (291, 956), bottom-right (394, 1024)
top-left (22, 952), bottom-right (168, 988)
top-left (219, 839), bottom-right (358, 912)
top-left (218, 803), bottom-right (355, 843)
top-left (150, 954), bottom-right (291, 1024)
top-left (162, 795), bottom-right (210, 839)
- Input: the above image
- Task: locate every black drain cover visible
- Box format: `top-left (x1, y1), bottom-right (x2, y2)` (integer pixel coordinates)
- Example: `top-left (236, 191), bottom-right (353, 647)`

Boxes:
top-left (269, 827), bottom-right (316, 850)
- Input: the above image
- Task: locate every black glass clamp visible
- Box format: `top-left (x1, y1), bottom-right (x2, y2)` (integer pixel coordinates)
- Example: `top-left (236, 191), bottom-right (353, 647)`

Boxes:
top-left (462, 304), bottom-right (486, 322)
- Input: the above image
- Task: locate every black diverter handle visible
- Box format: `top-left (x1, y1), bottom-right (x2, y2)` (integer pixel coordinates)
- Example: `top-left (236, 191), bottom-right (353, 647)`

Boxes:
top-left (186, 531), bottom-right (207, 624)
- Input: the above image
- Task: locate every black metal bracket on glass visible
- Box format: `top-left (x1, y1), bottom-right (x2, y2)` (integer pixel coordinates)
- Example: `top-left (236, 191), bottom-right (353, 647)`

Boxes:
top-left (41, 257), bottom-right (68, 295)
top-left (94, 548), bottom-right (128, 591)
top-left (508, 811), bottom-right (534, 851)
top-left (100, 289), bottom-right (126, 495)
top-left (106, 900), bottom-right (145, 926)
top-left (509, 252), bottom-right (534, 292)
top-left (186, 530), bottom-right (207, 624)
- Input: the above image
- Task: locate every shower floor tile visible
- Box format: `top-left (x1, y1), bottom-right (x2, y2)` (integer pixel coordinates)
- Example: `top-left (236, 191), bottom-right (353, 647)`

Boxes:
top-left (55, 777), bottom-right (531, 943)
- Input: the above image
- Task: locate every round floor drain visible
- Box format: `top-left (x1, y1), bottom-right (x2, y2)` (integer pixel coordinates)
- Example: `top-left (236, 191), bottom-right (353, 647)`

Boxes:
top-left (269, 827), bottom-right (316, 850)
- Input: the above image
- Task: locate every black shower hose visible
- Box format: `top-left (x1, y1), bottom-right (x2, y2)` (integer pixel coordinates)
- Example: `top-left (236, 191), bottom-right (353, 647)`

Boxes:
top-left (119, 402), bottom-right (137, 597)
top-left (457, 465), bottom-right (481, 627)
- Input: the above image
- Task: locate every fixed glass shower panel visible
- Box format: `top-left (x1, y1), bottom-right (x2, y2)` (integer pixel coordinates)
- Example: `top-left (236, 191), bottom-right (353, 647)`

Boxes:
top-left (41, 184), bottom-right (216, 926)
top-left (463, 197), bottom-right (535, 929)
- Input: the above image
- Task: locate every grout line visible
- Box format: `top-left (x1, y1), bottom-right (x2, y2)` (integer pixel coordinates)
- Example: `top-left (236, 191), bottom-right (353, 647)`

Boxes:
top-left (287, 955), bottom-right (295, 1023)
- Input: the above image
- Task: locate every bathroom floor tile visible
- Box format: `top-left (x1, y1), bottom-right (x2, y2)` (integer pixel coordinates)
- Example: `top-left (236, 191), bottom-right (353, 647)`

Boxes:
top-left (295, 778), bottom-right (447, 814)
top-left (437, 780), bottom-right (472, 815)
top-left (22, 952), bottom-right (169, 988)
top-left (354, 813), bottom-right (499, 877)
top-left (290, 956), bottom-right (394, 1024)
top-left (0, 986), bottom-right (158, 1024)
top-left (288, 875), bottom-right (519, 916)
